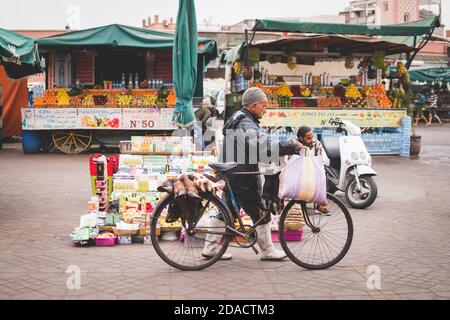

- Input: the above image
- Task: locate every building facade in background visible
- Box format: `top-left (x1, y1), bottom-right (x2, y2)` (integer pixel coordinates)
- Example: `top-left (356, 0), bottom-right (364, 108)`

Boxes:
top-left (340, 0), bottom-right (448, 67)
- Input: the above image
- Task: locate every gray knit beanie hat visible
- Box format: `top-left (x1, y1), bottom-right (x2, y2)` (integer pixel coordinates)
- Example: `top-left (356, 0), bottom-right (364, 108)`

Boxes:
top-left (242, 87), bottom-right (267, 106)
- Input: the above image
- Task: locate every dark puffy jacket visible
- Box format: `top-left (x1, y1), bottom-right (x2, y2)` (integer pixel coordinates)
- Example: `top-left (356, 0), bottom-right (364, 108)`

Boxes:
top-left (219, 108), bottom-right (298, 172)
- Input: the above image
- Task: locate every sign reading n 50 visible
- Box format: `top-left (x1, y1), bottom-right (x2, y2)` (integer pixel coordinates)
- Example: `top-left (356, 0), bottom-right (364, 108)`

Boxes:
top-left (122, 109), bottom-right (161, 129)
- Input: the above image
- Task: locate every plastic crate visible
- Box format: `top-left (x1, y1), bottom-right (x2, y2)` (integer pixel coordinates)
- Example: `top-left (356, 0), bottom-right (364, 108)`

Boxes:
top-left (95, 236), bottom-right (117, 246)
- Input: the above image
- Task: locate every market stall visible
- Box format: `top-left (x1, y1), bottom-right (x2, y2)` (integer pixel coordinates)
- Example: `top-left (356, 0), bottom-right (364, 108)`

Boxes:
top-left (21, 24), bottom-right (218, 154)
top-left (222, 17), bottom-right (441, 156)
top-left (71, 135), bottom-right (222, 246)
top-left (1, 28), bottom-right (43, 149)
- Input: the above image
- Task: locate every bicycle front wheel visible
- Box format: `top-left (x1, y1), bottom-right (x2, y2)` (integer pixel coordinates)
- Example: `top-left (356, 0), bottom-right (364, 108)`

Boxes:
top-left (150, 193), bottom-right (233, 271)
top-left (279, 193), bottom-right (353, 270)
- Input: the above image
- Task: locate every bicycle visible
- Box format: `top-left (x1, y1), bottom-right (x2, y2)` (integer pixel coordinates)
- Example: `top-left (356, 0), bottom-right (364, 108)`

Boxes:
top-left (150, 162), bottom-right (353, 271)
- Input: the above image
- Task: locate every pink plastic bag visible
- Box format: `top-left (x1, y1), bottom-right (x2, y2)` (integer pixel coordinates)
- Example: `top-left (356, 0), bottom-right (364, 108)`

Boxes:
top-left (278, 153), bottom-right (327, 205)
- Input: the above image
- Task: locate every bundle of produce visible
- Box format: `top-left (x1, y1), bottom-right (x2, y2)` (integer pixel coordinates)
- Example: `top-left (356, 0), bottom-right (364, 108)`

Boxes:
top-left (276, 83), bottom-right (293, 97)
top-left (233, 59), bottom-right (243, 75)
top-left (300, 87), bottom-right (311, 97)
top-left (167, 89), bottom-right (176, 106)
top-left (317, 97), bottom-right (331, 108)
top-left (344, 97), bottom-right (366, 108)
top-left (33, 96), bottom-right (46, 107)
top-left (56, 90), bottom-right (71, 106)
top-left (369, 84), bottom-right (387, 96)
top-left (157, 173), bottom-right (222, 225)
top-left (93, 95), bottom-right (107, 106)
top-left (396, 62), bottom-right (407, 77)
top-left (277, 96), bottom-right (291, 107)
top-left (142, 94), bottom-right (157, 106)
top-left (43, 90), bottom-right (57, 105)
top-left (268, 96), bottom-right (279, 108)
top-left (391, 86), bottom-right (408, 108)
top-left (82, 95), bottom-right (95, 106)
top-left (70, 95), bottom-right (82, 105)
top-left (329, 97), bottom-right (343, 108)
top-left (345, 84), bottom-right (362, 99)
top-left (117, 95), bottom-right (133, 106)
top-left (377, 95), bottom-right (392, 108)
top-left (106, 95), bottom-right (117, 105)
top-left (290, 98), bottom-right (307, 107)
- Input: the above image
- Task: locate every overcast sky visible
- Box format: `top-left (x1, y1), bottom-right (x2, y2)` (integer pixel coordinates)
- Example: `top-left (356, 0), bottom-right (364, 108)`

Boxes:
top-left (0, 0), bottom-right (448, 30)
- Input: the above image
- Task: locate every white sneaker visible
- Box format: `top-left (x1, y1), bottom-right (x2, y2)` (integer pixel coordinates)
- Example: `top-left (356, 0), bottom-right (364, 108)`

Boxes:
top-left (255, 223), bottom-right (287, 261)
top-left (201, 217), bottom-right (232, 260)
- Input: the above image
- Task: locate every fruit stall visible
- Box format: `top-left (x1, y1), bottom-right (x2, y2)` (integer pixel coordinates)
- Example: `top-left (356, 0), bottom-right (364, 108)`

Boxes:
top-left (222, 17), bottom-right (440, 156)
top-left (21, 24), bottom-right (218, 154)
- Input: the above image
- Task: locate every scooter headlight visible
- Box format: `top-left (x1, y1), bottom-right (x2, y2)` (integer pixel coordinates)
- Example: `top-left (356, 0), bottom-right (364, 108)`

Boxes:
top-left (351, 152), bottom-right (359, 161)
top-left (360, 152), bottom-right (367, 160)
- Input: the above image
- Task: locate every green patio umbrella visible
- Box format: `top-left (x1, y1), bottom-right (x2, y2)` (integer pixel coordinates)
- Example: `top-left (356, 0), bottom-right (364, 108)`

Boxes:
top-left (0, 28), bottom-right (42, 79)
top-left (172, 0), bottom-right (198, 127)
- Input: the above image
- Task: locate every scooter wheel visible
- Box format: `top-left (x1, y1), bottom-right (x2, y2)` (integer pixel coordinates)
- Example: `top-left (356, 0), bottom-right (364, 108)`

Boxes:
top-left (345, 175), bottom-right (377, 209)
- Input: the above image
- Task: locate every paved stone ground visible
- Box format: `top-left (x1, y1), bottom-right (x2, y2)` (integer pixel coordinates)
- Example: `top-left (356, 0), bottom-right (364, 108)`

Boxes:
top-left (0, 125), bottom-right (449, 300)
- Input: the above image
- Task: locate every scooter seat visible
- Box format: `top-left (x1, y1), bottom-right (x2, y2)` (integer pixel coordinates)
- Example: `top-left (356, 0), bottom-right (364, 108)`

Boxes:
top-left (321, 136), bottom-right (340, 159)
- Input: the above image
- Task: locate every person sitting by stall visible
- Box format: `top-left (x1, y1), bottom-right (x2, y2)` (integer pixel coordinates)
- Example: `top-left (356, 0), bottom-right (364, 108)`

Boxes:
top-left (296, 126), bottom-right (331, 216)
top-left (195, 97), bottom-right (212, 132)
top-left (427, 88), bottom-right (442, 126)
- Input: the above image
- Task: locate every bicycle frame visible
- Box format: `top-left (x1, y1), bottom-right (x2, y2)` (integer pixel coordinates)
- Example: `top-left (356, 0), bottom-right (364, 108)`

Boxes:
top-left (186, 171), bottom-right (277, 254)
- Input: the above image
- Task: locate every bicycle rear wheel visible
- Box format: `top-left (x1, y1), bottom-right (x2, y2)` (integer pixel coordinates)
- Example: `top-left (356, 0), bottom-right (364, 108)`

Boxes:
top-left (279, 193), bottom-right (353, 270)
top-left (150, 193), bottom-right (233, 271)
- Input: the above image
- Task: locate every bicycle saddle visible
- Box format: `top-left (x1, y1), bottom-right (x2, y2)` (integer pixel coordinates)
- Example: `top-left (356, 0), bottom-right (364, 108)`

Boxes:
top-left (209, 162), bottom-right (239, 174)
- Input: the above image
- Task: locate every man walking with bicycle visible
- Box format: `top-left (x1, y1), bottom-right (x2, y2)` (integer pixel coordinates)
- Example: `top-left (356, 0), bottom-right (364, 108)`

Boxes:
top-left (202, 87), bottom-right (304, 261)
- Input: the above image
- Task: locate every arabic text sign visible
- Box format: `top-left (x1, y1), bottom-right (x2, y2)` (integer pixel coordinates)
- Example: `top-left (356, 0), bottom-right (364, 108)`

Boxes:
top-left (21, 108), bottom-right (183, 130)
top-left (33, 108), bottom-right (79, 129)
top-left (261, 109), bottom-right (407, 128)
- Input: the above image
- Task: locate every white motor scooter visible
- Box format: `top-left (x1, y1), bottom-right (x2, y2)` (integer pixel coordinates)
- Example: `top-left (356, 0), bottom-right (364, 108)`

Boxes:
top-left (320, 120), bottom-right (378, 209)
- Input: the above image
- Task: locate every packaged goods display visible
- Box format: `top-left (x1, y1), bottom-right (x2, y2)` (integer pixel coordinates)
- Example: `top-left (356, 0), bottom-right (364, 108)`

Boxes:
top-left (71, 136), bottom-right (242, 247)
